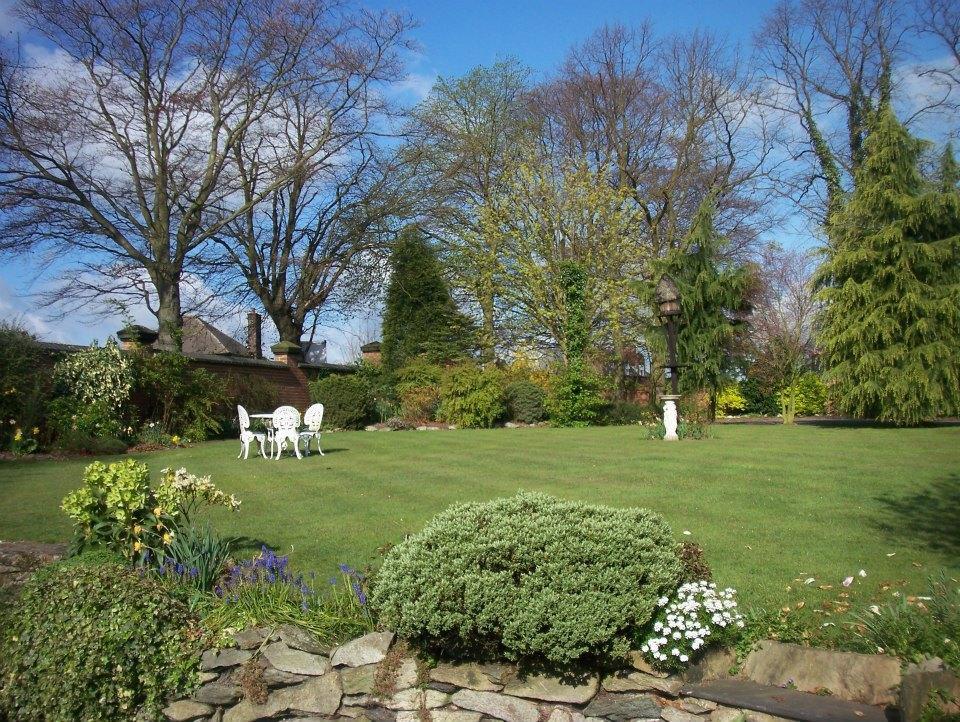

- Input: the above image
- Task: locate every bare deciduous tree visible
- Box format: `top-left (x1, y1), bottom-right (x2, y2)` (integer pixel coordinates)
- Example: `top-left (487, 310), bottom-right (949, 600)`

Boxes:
top-left (0, 0), bottom-right (408, 348)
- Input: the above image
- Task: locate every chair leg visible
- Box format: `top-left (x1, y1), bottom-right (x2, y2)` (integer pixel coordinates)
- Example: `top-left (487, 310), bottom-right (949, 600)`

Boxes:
top-left (238, 439), bottom-right (244, 459)
top-left (316, 434), bottom-right (324, 456)
top-left (243, 439), bottom-right (249, 460)
top-left (293, 435), bottom-right (302, 459)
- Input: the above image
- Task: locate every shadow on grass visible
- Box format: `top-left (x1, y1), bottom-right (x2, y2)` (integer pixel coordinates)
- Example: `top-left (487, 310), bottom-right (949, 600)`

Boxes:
top-left (225, 535), bottom-right (278, 560)
top-left (874, 474), bottom-right (960, 556)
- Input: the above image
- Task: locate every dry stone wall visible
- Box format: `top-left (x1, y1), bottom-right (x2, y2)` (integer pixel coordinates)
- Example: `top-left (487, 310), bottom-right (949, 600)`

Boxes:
top-left (163, 628), bottom-right (933, 722)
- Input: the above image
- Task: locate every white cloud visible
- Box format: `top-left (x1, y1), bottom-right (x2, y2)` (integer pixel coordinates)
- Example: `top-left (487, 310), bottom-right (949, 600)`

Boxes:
top-left (390, 72), bottom-right (437, 102)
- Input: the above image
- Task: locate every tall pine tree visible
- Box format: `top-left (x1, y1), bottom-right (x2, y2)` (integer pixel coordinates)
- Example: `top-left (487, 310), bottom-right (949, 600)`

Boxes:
top-left (381, 226), bottom-right (476, 371)
top-left (814, 107), bottom-right (960, 425)
top-left (660, 197), bottom-right (751, 408)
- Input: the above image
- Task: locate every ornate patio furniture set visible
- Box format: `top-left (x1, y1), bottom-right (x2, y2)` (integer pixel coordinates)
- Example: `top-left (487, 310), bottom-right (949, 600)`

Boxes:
top-left (237, 404), bottom-right (324, 460)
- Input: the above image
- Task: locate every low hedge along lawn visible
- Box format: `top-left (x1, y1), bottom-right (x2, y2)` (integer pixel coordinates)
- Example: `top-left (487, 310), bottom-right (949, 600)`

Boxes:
top-left (371, 491), bottom-right (682, 668)
top-left (0, 558), bottom-right (200, 721)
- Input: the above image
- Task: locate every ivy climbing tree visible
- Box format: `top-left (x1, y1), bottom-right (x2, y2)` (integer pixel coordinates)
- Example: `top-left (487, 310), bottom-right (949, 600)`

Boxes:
top-left (659, 196), bottom-right (751, 415)
top-left (546, 261), bottom-right (606, 426)
top-left (815, 107), bottom-right (960, 425)
top-left (381, 226), bottom-right (476, 371)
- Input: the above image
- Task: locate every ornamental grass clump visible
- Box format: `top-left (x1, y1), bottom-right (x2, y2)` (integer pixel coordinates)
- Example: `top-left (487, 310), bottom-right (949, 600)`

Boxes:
top-left (639, 581), bottom-right (744, 672)
top-left (371, 491), bottom-right (682, 667)
top-left (0, 559), bottom-right (200, 721)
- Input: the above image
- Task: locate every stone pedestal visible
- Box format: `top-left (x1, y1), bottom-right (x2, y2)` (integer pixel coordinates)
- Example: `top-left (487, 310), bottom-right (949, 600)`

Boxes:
top-left (660, 395), bottom-right (680, 441)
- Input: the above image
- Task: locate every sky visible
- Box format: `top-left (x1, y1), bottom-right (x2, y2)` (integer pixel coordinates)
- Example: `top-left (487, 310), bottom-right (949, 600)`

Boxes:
top-left (0, 0), bottom-right (950, 360)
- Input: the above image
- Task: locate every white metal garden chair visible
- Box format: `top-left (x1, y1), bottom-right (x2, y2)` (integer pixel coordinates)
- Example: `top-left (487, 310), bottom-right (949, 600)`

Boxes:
top-left (236, 405), bottom-right (267, 460)
top-left (271, 405), bottom-right (303, 460)
top-left (298, 403), bottom-right (325, 456)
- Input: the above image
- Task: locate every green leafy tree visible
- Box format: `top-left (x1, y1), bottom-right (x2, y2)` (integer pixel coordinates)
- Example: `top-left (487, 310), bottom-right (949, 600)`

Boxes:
top-left (659, 197), bottom-right (751, 411)
top-left (814, 107), bottom-right (960, 425)
top-left (381, 227), bottom-right (476, 371)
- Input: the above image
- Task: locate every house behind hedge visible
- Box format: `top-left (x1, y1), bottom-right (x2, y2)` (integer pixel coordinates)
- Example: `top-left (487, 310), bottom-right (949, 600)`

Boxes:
top-left (39, 312), bottom-right (352, 410)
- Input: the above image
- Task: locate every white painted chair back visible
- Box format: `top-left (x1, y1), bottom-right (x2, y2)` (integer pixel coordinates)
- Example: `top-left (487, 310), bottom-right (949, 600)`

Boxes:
top-left (236, 405), bottom-right (265, 460)
top-left (272, 405), bottom-right (301, 430)
top-left (237, 405), bottom-right (252, 430)
top-left (303, 403), bottom-right (324, 431)
top-left (271, 405), bottom-right (303, 459)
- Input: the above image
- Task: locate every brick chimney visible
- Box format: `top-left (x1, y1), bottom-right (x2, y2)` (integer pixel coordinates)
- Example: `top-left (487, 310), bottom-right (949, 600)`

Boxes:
top-left (247, 311), bottom-right (262, 359)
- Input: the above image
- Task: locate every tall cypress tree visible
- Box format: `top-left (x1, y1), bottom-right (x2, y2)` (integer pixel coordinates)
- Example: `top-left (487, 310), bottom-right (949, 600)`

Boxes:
top-left (814, 107), bottom-right (960, 425)
top-left (660, 197), bottom-right (751, 406)
top-left (381, 226), bottom-right (476, 371)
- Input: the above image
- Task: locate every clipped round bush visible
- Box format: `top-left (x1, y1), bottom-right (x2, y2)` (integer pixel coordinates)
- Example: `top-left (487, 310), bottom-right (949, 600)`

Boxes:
top-left (438, 363), bottom-right (506, 428)
top-left (504, 379), bottom-right (547, 424)
top-left (309, 374), bottom-right (373, 429)
top-left (0, 560), bottom-right (200, 721)
top-left (372, 491), bottom-right (682, 667)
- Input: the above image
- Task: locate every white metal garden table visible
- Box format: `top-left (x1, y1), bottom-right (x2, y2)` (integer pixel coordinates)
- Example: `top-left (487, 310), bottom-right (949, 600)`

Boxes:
top-left (249, 413), bottom-right (277, 459)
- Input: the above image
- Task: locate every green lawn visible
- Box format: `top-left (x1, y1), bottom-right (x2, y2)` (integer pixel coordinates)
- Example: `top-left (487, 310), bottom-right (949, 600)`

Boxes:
top-left (1, 424), bottom-right (958, 610)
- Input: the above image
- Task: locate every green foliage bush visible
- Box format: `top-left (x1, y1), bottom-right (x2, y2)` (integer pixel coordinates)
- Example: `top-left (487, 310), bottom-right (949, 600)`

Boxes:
top-left (52, 428), bottom-right (128, 456)
top-left (61, 460), bottom-right (240, 562)
top-left (131, 351), bottom-right (225, 441)
top-left (778, 372), bottom-right (828, 416)
top-left (437, 363), bottom-right (506, 428)
top-left (546, 367), bottom-right (607, 427)
top-left (309, 373), bottom-right (373, 429)
top-left (0, 560), bottom-right (200, 721)
top-left (846, 574), bottom-right (959, 669)
top-left (372, 491), bottom-right (682, 667)
top-left (50, 340), bottom-right (132, 440)
top-left (602, 400), bottom-right (656, 426)
top-left (394, 360), bottom-right (443, 422)
top-left (737, 378), bottom-right (776, 415)
top-left (0, 322), bottom-right (49, 448)
top-left (716, 384), bottom-right (748, 416)
top-left (504, 379), bottom-right (547, 423)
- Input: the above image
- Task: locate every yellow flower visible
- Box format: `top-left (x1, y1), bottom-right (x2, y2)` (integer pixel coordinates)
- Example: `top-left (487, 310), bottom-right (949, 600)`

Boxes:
top-left (133, 540), bottom-right (143, 552)
top-left (31, 427), bottom-right (39, 435)
top-left (13, 429), bottom-right (22, 441)
top-left (162, 532), bottom-right (174, 545)
top-left (171, 435), bottom-right (181, 445)
top-left (153, 507), bottom-right (163, 516)
top-left (133, 524), bottom-right (142, 536)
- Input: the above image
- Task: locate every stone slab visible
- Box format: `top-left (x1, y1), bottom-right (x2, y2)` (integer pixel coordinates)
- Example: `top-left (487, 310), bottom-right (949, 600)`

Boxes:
top-left (262, 641), bottom-right (330, 676)
top-left (163, 699), bottom-right (213, 721)
top-left (385, 688), bottom-right (450, 710)
top-left (224, 673), bottom-right (342, 722)
top-left (682, 679), bottom-right (892, 722)
top-left (450, 689), bottom-right (540, 722)
top-left (332, 631), bottom-right (395, 667)
top-left (341, 664), bottom-right (379, 695)
top-left (430, 662), bottom-right (502, 691)
top-left (581, 691), bottom-right (662, 721)
top-left (739, 641), bottom-right (900, 706)
top-left (602, 671), bottom-right (682, 696)
top-left (899, 658), bottom-right (960, 722)
top-left (502, 673), bottom-right (598, 703)
top-left (200, 648), bottom-right (252, 671)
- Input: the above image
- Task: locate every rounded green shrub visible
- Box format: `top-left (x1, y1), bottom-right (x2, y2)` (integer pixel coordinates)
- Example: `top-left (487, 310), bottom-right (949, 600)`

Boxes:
top-left (309, 374), bottom-right (373, 429)
top-left (0, 560), bottom-right (200, 721)
top-left (778, 372), bottom-right (828, 416)
top-left (437, 363), bottom-right (506, 428)
top-left (504, 380), bottom-right (546, 424)
top-left (371, 491), bottom-right (682, 667)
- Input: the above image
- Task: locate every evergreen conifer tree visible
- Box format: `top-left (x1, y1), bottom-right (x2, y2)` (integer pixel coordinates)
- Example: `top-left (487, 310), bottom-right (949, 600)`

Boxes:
top-left (938, 142), bottom-right (960, 192)
top-left (660, 197), bottom-right (751, 407)
top-left (381, 226), bottom-right (476, 371)
top-left (814, 107), bottom-right (960, 425)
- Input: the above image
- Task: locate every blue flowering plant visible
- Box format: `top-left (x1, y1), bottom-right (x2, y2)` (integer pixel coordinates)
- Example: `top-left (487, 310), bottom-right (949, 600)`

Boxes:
top-left (201, 546), bottom-right (373, 645)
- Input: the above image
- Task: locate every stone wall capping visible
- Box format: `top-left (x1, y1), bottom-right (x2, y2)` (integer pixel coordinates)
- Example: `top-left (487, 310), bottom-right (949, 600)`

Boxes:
top-left (165, 629), bottom-right (925, 722)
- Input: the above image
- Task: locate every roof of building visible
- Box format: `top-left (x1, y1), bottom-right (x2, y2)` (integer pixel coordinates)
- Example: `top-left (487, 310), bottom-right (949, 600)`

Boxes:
top-left (360, 341), bottom-right (382, 352)
top-left (181, 315), bottom-right (250, 356)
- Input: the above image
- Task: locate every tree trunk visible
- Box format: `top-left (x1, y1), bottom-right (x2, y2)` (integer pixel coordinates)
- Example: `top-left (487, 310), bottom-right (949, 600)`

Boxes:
top-left (270, 311), bottom-right (304, 346)
top-left (154, 272), bottom-right (183, 351)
